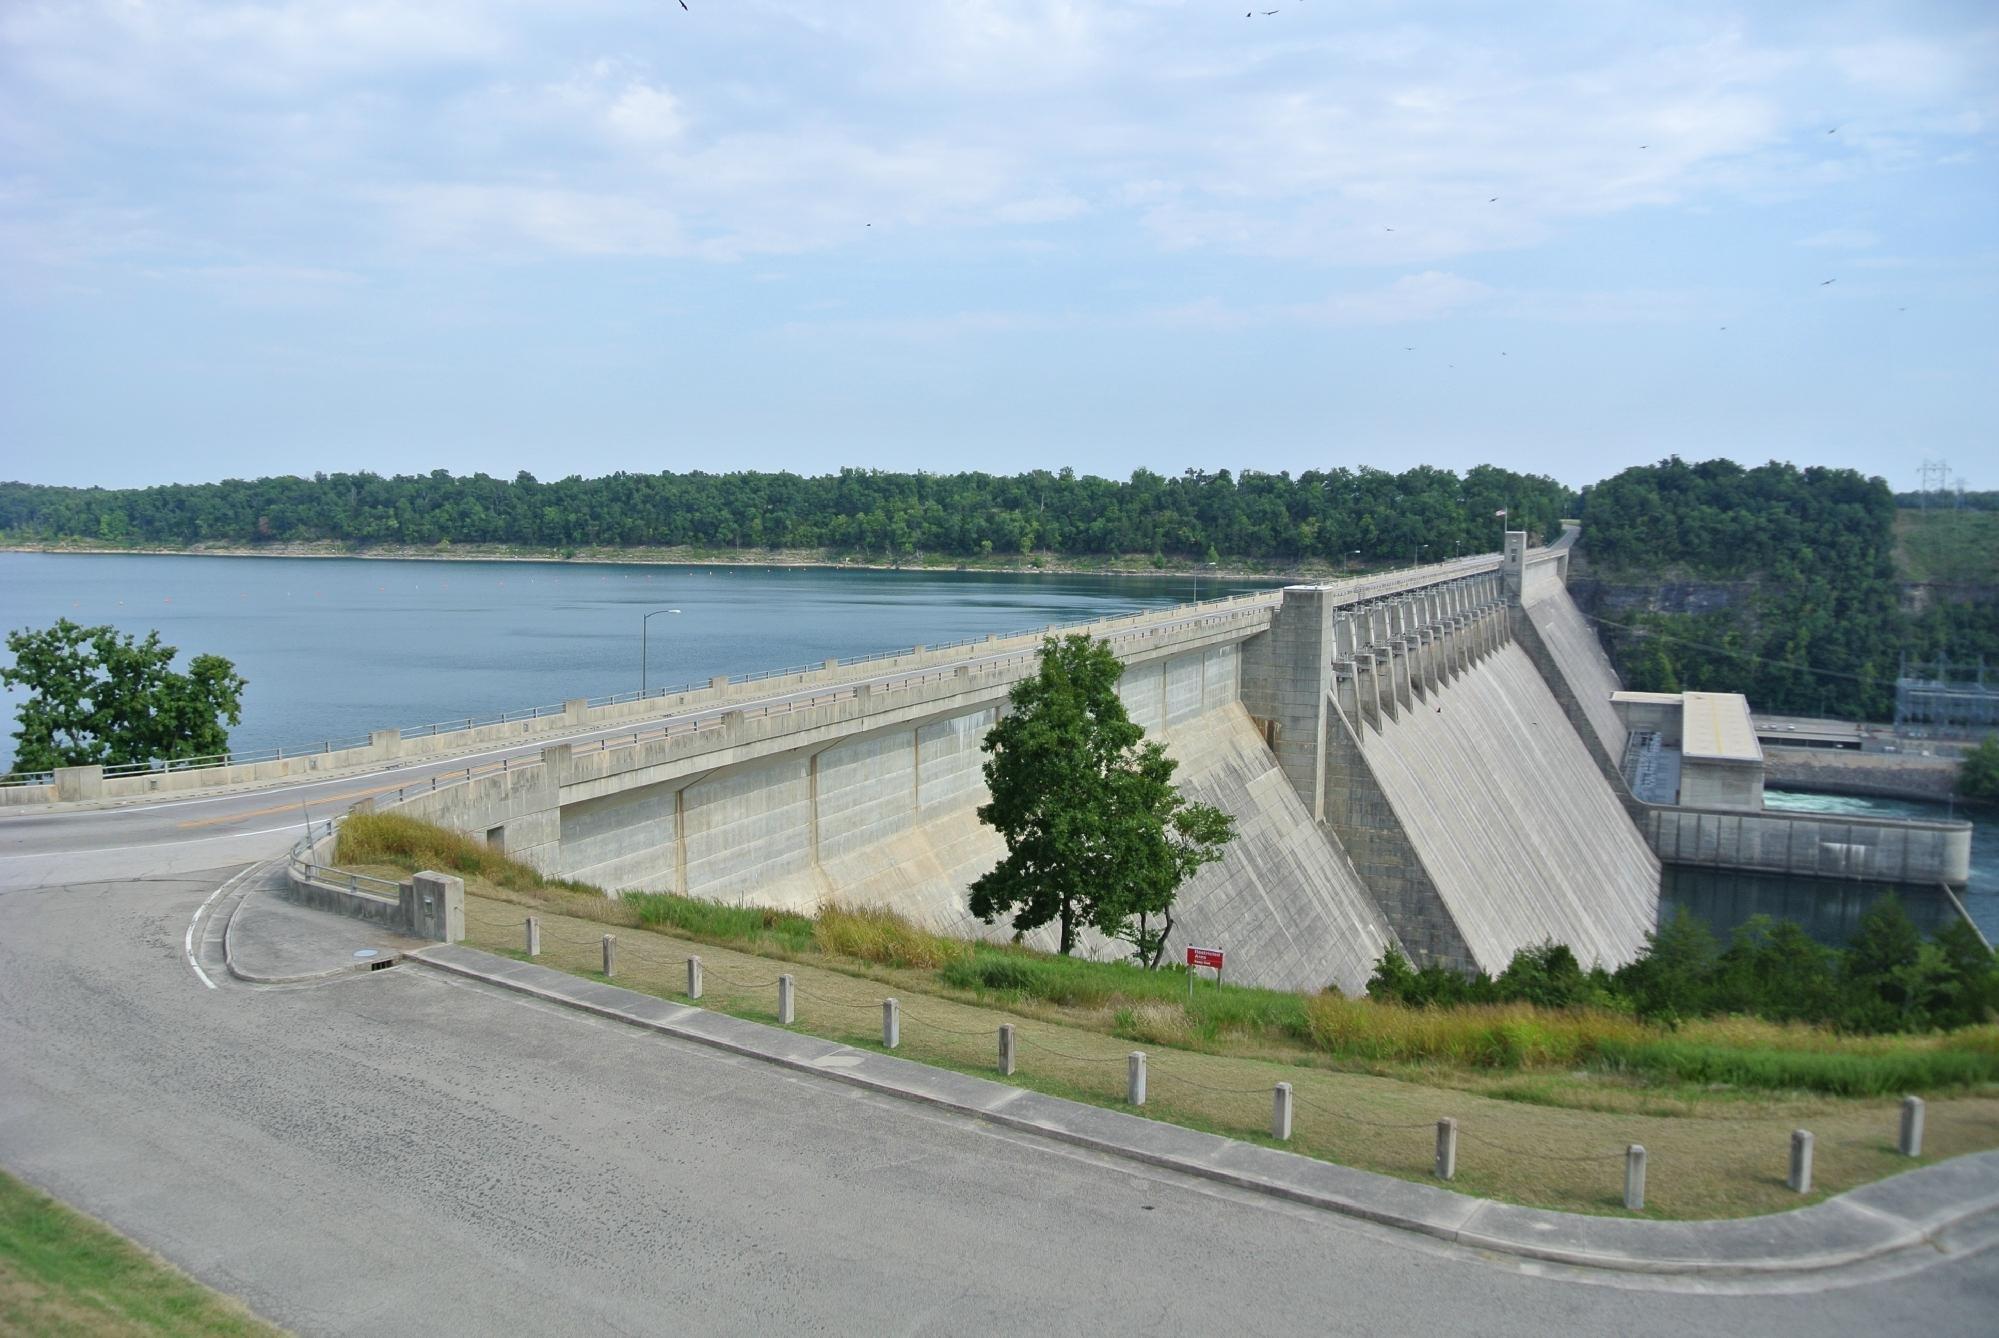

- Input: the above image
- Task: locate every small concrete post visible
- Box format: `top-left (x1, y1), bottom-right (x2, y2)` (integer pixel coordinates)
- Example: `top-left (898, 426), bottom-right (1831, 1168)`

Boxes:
top-left (777, 974), bottom-right (795, 1025)
top-left (1127, 1051), bottom-right (1147, 1107)
top-left (1789, 1130), bottom-right (1814, 1194)
top-left (882, 998), bottom-right (900, 1049)
top-left (1624, 1144), bottom-right (1647, 1211)
top-left (601, 934), bottom-right (616, 978)
top-left (410, 871), bottom-right (464, 943)
top-left (1435, 1118), bottom-right (1458, 1181)
top-left (998, 1024), bottom-right (1016, 1075)
top-left (525, 916), bottom-right (540, 958)
top-left (1272, 1083), bottom-right (1294, 1141)
top-left (1899, 1096), bottom-right (1925, 1157)
top-left (686, 956), bottom-right (703, 1000)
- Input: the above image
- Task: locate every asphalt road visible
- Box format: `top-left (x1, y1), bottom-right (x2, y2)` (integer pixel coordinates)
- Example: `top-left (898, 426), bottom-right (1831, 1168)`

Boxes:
top-left (3, 851), bottom-right (1996, 1335)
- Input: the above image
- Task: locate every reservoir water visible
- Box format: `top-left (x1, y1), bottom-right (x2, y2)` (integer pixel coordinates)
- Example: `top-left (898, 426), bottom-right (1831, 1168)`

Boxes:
top-left (0, 551), bottom-right (1270, 769)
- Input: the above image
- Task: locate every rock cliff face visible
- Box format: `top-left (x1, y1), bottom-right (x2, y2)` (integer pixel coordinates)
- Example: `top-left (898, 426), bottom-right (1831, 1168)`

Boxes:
top-left (1568, 575), bottom-right (1756, 618)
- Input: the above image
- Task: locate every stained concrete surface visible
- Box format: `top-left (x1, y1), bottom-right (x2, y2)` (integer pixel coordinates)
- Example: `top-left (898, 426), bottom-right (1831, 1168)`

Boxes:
top-left (1355, 644), bottom-right (1660, 972)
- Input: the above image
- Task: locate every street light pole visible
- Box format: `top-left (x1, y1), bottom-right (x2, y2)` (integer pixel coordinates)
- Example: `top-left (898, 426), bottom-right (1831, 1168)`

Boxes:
top-left (641, 607), bottom-right (681, 696)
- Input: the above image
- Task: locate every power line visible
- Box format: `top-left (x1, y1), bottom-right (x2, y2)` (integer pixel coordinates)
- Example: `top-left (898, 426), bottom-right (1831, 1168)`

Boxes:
top-left (1581, 612), bottom-right (1886, 686)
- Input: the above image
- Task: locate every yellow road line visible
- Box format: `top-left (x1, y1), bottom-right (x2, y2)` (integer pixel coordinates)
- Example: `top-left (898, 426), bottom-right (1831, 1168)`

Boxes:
top-left (175, 779), bottom-right (418, 829)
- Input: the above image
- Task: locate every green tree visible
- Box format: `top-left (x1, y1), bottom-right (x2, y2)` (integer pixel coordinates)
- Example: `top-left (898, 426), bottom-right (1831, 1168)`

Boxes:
top-left (1959, 737), bottom-right (1999, 805)
top-left (1612, 909), bottom-right (1719, 1021)
top-left (969, 634), bottom-right (1235, 961)
top-left (2, 620), bottom-right (246, 771)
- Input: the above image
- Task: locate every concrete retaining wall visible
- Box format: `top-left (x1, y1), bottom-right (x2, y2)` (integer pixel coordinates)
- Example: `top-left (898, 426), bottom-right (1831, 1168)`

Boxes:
top-left (1640, 805), bottom-right (1971, 885)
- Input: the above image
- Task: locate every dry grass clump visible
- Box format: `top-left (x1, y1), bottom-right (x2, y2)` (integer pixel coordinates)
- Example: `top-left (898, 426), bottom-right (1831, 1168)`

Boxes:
top-left (1305, 995), bottom-right (1652, 1069)
top-left (337, 811), bottom-right (596, 897)
top-left (813, 904), bottom-right (969, 969)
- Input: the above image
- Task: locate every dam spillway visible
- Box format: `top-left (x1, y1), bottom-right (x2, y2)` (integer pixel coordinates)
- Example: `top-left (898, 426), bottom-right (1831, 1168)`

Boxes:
top-left (357, 540), bottom-right (1668, 993)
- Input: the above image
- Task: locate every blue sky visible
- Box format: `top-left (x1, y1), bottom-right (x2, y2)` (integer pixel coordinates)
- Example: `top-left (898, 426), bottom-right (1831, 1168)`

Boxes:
top-left (2, 1), bottom-right (1993, 491)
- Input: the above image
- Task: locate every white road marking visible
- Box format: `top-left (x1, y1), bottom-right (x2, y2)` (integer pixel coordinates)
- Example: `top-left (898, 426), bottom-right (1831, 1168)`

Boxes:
top-left (0, 823), bottom-right (309, 859)
top-left (184, 865), bottom-right (257, 990)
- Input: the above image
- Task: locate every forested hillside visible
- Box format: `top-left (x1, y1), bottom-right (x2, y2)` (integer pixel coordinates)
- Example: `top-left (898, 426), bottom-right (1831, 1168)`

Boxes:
top-left (1578, 459), bottom-right (1995, 720)
top-left (0, 465), bottom-right (1572, 569)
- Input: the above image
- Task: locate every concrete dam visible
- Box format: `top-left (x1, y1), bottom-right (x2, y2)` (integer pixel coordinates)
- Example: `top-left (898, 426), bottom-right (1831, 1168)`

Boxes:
top-left (331, 536), bottom-right (1679, 994)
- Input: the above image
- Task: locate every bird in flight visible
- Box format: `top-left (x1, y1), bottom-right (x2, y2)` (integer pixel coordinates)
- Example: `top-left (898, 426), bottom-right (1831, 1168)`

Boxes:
top-left (1820, 278), bottom-right (1836, 286)
top-left (1488, 197), bottom-right (1498, 203)
top-left (678, 0), bottom-right (688, 8)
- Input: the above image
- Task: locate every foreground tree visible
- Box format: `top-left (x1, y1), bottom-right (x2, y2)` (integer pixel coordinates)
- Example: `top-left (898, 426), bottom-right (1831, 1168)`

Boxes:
top-left (969, 634), bottom-right (1235, 963)
top-left (2, 620), bottom-right (246, 771)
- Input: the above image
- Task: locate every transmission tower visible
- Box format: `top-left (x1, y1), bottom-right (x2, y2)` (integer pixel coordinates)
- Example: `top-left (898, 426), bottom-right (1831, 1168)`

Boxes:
top-left (1916, 458), bottom-right (1949, 510)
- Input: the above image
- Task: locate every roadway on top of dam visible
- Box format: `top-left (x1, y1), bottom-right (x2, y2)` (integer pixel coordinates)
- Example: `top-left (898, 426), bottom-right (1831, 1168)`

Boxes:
top-left (0, 553), bottom-right (1509, 881)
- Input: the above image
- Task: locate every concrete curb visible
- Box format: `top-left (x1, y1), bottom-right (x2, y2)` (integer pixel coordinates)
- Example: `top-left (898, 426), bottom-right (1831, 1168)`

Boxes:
top-left (409, 942), bottom-right (1999, 1278)
top-left (222, 878), bottom-right (411, 986)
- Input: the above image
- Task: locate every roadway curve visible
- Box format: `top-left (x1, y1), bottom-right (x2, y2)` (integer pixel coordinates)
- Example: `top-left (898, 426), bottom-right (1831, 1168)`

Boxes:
top-left (3, 662), bottom-right (1996, 1332)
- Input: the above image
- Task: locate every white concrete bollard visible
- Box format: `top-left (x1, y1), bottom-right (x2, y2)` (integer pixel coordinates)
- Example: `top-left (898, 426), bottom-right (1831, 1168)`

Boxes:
top-left (1127, 1052), bottom-right (1147, 1107)
top-left (882, 998), bottom-right (900, 1050)
top-left (601, 934), bottom-right (616, 978)
top-left (686, 956), bottom-right (703, 1001)
top-left (1624, 1144), bottom-right (1647, 1211)
top-left (998, 1024), bottom-right (1016, 1076)
top-left (1435, 1118), bottom-right (1458, 1181)
top-left (525, 916), bottom-right (540, 958)
top-left (1272, 1083), bottom-right (1293, 1141)
top-left (1900, 1096), bottom-right (1925, 1158)
top-left (777, 974), bottom-right (795, 1025)
top-left (1789, 1130), bottom-right (1814, 1194)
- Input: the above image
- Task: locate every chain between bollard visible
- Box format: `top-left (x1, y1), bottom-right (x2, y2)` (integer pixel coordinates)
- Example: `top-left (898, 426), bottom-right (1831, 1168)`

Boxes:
top-left (895, 1009), bottom-right (1001, 1036)
top-left (1146, 1070), bottom-right (1284, 1097)
top-left (1013, 1035), bottom-right (1134, 1063)
top-left (1457, 1128), bottom-right (1630, 1164)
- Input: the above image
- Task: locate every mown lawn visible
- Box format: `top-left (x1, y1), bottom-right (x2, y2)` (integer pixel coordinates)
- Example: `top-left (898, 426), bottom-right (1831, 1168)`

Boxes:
top-left (0, 1169), bottom-right (282, 1337)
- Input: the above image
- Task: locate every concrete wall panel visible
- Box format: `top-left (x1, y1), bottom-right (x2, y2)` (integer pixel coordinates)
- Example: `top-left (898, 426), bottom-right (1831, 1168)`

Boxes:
top-left (1165, 653), bottom-right (1205, 727)
top-left (682, 757), bottom-right (814, 903)
top-left (815, 731), bottom-right (918, 865)
top-left (916, 710), bottom-right (993, 818)
top-left (1119, 661), bottom-right (1167, 733)
top-left (558, 782), bottom-right (679, 891)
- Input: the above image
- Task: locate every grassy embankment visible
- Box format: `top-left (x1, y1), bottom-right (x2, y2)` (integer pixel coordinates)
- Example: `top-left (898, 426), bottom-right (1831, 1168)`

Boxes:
top-left (1894, 508), bottom-right (1999, 586)
top-left (339, 812), bottom-right (1999, 1218)
top-left (0, 1169), bottom-right (283, 1337)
